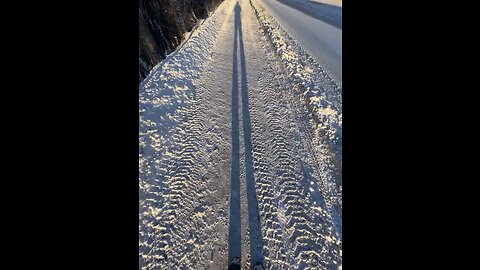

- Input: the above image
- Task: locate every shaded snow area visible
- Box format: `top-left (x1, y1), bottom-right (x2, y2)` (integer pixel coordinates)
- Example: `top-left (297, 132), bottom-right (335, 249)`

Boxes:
top-left (139, 0), bottom-right (341, 269)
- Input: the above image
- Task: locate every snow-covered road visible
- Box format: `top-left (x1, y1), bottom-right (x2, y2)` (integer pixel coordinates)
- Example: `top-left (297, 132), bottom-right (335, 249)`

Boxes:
top-left (139, 0), bottom-right (341, 269)
top-left (259, 0), bottom-right (342, 82)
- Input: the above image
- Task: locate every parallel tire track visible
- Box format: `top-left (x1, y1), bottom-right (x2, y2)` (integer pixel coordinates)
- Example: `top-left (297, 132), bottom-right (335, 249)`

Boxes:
top-left (245, 1), bottom-right (342, 267)
top-left (140, 0), bottom-right (342, 269)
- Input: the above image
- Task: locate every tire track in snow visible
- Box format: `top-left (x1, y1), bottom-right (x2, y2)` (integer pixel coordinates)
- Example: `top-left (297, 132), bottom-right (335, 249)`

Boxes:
top-left (251, 0), bottom-right (342, 257)
top-left (250, 0), bottom-right (342, 165)
top-left (238, 1), bottom-right (321, 268)
top-left (243, 0), bottom-right (342, 267)
top-left (252, 46), bottom-right (341, 270)
top-left (139, 0), bottom-right (232, 268)
top-left (140, 0), bottom-right (341, 268)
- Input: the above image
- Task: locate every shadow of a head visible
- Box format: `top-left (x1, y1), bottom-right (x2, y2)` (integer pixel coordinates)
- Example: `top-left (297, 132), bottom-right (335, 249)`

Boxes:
top-left (234, 2), bottom-right (241, 12)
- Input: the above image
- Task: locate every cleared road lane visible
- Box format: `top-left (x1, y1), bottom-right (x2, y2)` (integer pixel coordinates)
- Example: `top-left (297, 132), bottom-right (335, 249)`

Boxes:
top-left (259, 0), bottom-right (342, 83)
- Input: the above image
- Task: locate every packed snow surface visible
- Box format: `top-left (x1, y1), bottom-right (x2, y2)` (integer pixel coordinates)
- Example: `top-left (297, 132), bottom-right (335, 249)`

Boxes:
top-left (139, 0), bottom-right (342, 269)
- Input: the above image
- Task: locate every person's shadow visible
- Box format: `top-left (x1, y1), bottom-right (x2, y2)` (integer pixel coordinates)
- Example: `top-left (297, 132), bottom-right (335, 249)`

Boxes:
top-left (228, 2), bottom-right (265, 269)
top-left (227, 3), bottom-right (242, 269)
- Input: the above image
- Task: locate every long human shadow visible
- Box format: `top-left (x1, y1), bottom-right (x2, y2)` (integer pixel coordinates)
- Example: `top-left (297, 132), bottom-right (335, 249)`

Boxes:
top-left (228, 2), bottom-right (242, 269)
top-left (238, 3), bottom-right (265, 268)
top-left (228, 2), bottom-right (265, 269)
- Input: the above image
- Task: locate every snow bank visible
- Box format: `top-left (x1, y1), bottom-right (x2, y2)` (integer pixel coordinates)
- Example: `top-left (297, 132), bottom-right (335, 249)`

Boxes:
top-left (250, 0), bottom-right (342, 160)
top-left (139, 0), bottom-right (229, 158)
top-left (139, 0), bottom-right (230, 268)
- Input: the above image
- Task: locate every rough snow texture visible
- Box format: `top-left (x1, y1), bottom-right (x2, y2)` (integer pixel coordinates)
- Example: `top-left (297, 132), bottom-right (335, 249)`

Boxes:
top-left (139, 0), bottom-right (230, 268)
top-left (251, 0), bottom-right (342, 163)
top-left (139, 0), bottom-right (341, 269)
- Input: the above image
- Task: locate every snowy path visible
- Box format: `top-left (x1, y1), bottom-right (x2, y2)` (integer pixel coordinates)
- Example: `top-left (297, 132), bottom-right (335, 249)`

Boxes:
top-left (139, 0), bottom-right (341, 269)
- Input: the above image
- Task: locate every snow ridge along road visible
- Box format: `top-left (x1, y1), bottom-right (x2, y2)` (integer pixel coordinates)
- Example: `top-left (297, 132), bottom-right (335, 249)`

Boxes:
top-left (258, 0), bottom-right (342, 83)
top-left (139, 0), bottom-right (342, 269)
